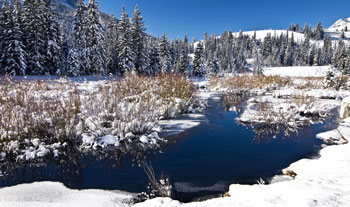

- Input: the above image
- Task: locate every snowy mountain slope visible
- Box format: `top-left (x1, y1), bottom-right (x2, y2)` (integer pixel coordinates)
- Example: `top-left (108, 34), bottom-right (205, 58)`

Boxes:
top-left (328, 17), bottom-right (350, 32)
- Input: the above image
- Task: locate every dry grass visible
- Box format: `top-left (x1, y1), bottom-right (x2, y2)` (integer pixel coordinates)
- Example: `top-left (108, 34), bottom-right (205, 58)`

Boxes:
top-left (211, 75), bottom-right (290, 92)
top-left (295, 77), bottom-right (324, 89)
top-left (0, 74), bottom-right (197, 148)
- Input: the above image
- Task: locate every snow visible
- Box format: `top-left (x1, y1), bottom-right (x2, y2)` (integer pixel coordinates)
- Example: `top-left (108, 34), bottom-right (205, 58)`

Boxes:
top-left (263, 66), bottom-right (330, 77)
top-left (316, 126), bottom-right (349, 145)
top-left (139, 135), bottom-right (149, 143)
top-left (339, 97), bottom-right (350, 119)
top-left (327, 17), bottom-right (350, 32)
top-left (157, 114), bottom-right (206, 136)
top-left (0, 182), bottom-right (133, 207)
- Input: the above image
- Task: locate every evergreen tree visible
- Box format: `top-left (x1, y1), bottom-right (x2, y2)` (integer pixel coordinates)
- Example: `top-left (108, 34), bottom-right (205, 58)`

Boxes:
top-left (332, 40), bottom-right (347, 74)
top-left (159, 33), bottom-right (172, 73)
top-left (86, 0), bottom-right (106, 75)
top-left (278, 34), bottom-right (288, 66)
top-left (314, 47), bottom-right (322, 66)
top-left (106, 14), bottom-right (118, 74)
top-left (206, 51), bottom-right (221, 75)
top-left (193, 42), bottom-right (205, 77)
top-left (252, 41), bottom-right (263, 75)
top-left (57, 30), bottom-right (70, 75)
top-left (303, 23), bottom-right (311, 40)
top-left (1, 0), bottom-right (27, 75)
top-left (117, 6), bottom-right (135, 74)
top-left (301, 34), bottom-right (310, 65)
top-left (315, 22), bottom-right (325, 40)
top-left (67, 48), bottom-right (80, 76)
top-left (0, 1), bottom-right (7, 69)
top-left (322, 36), bottom-right (333, 65)
top-left (323, 66), bottom-right (338, 88)
top-left (178, 36), bottom-right (190, 75)
top-left (22, 0), bottom-right (47, 75)
top-left (284, 33), bottom-right (295, 66)
top-left (44, 0), bottom-right (61, 75)
top-left (131, 4), bottom-right (149, 74)
top-left (73, 0), bottom-right (88, 74)
top-left (148, 39), bottom-right (161, 75)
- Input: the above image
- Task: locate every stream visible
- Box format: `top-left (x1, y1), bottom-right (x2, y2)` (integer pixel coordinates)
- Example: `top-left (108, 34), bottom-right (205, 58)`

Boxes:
top-left (0, 93), bottom-right (338, 203)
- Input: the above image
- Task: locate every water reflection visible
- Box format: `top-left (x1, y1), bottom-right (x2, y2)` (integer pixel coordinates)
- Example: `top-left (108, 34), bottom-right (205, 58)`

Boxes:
top-left (0, 139), bottom-right (164, 188)
top-left (222, 94), bottom-right (334, 142)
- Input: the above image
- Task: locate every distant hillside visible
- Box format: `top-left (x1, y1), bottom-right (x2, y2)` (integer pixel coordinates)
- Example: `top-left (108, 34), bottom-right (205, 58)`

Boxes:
top-left (328, 17), bottom-right (350, 32)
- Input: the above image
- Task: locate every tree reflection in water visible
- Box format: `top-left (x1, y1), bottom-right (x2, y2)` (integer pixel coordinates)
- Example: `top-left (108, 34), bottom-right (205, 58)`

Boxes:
top-left (0, 138), bottom-right (165, 188)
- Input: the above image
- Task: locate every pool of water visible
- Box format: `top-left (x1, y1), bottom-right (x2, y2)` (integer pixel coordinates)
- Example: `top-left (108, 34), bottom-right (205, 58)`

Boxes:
top-left (0, 94), bottom-right (337, 202)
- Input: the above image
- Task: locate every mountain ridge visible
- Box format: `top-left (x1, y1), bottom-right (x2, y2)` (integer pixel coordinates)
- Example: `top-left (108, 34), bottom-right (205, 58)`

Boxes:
top-left (328, 17), bottom-right (350, 32)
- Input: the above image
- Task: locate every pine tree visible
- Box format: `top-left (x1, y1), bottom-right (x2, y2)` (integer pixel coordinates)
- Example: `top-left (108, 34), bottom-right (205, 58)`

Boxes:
top-left (0, 1), bottom-right (6, 70)
top-left (302, 34), bottom-right (310, 65)
top-left (148, 39), bottom-right (161, 75)
top-left (73, 0), bottom-right (88, 74)
top-left (131, 4), bottom-right (149, 74)
top-left (178, 36), bottom-right (190, 75)
top-left (206, 51), bottom-right (221, 75)
top-left (252, 41), bottom-right (263, 75)
top-left (159, 33), bottom-right (172, 73)
top-left (106, 14), bottom-right (118, 74)
top-left (22, 0), bottom-right (47, 75)
top-left (117, 6), bottom-right (135, 74)
top-left (193, 42), bottom-right (205, 77)
top-left (315, 22), bottom-right (324, 40)
top-left (262, 33), bottom-right (272, 59)
top-left (284, 33), bottom-right (295, 66)
top-left (1, 0), bottom-right (27, 76)
top-left (0, 1), bottom-right (10, 73)
top-left (44, 0), bottom-right (61, 75)
top-left (86, 0), bottom-right (106, 75)
top-left (314, 47), bottom-right (322, 66)
top-left (303, 24), bottom-right (311, 40)
top-left (323, 66), bottom-right (338, 88)
top-left (322, 36), bottom-right (333, 65)
top-left (332, 40), bottom-right (347, 74)
top-left (57, 30), bottom-right (70, 75)
top-left (67, 49), bottom-right (80, 76)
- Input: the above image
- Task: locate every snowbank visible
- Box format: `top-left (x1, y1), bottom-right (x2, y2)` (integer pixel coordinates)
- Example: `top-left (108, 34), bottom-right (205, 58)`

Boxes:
top-left (0, 182), bottom-right (132, 207)
top-left (263, 66), bottom-right (330, 77)
top-left (339, 97), bottom-right (350, 119)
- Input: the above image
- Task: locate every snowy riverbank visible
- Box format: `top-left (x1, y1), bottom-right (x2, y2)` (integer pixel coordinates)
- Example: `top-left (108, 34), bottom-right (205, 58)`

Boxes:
top-left (1, 91), bottom-right (349, 207)
top-left (1, 75), bottom-right (350, 207)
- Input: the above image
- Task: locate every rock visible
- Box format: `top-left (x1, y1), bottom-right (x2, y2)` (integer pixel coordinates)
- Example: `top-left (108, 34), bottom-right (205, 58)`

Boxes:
top-left (339, 97), bottom-right (350, 119)
top-left (282, 168), bottom-right (297, 178)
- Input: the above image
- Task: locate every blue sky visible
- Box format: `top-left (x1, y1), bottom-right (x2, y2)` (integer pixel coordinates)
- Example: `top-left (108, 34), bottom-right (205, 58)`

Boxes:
top-left (94, 0), bottom-right (350, 40)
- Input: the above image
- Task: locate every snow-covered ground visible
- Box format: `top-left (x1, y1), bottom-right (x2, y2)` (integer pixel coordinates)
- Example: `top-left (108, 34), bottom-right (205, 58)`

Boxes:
top-left (0, 182), bottom-right (133, 207)
top-left (263, 66), bottom-right (330, 77)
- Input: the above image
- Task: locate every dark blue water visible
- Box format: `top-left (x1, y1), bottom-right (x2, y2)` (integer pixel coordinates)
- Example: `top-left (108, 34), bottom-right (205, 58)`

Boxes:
top-left (0, 94), bottom-right (337, 202)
